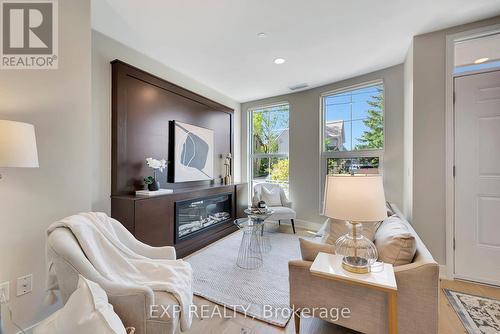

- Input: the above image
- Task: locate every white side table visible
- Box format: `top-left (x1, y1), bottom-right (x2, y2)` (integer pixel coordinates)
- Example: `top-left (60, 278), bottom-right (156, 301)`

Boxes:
top-left (310, 253), bottom-right (398, 334)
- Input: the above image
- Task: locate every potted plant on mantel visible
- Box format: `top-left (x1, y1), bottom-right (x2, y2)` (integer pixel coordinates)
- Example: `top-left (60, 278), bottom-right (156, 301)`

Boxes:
top-left (144, 157), bottom-right (167, 191)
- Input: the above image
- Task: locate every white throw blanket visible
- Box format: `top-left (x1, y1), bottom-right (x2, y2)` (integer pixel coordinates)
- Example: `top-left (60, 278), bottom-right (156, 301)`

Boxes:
top-left (46, 212), bottom-right (193, 331)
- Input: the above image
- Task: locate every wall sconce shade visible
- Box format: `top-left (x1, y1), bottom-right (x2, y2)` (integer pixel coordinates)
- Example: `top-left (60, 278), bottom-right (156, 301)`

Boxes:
top-left (0, 120), bottom-right (39, 168)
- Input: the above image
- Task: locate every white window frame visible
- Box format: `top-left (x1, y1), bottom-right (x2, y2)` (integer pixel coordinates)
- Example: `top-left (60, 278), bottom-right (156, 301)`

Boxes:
top-left (319, 80), bottom-right (385, 210)
top-left (247, 102), bottom-right (290, 199)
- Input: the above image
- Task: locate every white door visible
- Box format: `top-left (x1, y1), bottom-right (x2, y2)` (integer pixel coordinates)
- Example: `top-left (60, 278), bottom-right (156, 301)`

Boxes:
top-left (455, 69), bottom-right (500, 286)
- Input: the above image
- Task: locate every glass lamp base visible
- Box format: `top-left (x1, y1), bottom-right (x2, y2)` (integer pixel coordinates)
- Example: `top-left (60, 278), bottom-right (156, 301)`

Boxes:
top-left (335, 222), bottom-right (378, 275)
top-left (342, 256), bottom-right (371, 274)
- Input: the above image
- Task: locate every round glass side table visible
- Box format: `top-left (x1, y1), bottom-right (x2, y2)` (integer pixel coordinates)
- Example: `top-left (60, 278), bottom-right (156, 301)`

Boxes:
top-left (244, 208), bottom-right (274, 253)
top-left (234, 218), bottom-right (264, 269)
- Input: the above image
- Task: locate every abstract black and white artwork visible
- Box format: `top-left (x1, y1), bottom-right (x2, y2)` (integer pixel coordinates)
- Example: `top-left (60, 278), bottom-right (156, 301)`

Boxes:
top-left (169, 121), bottom-right (214, 182)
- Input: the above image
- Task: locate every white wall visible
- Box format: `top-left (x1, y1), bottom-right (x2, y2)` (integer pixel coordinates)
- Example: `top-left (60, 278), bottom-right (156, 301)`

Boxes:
top-left (91, 31), bottom-right (242, 214)
top-left (241, 65), bottom-right (404, 227)
top-left (403, 42), bottom-right (414, 221)
top-left (0, 18), bottom-right (241, 334)
top-left (0, 0), bottom-right (91, 332)
top-left (410, 15), bottom-right (500, 265)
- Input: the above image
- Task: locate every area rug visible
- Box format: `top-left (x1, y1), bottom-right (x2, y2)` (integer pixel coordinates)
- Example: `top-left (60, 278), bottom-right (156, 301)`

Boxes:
top-left (185, 227), bottom-right (303, 327)
top-left (443, 289), bottom-right (500, 333)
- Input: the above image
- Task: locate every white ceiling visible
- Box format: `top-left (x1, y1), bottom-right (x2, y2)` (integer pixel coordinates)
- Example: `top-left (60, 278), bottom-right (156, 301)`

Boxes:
top-left (92, 0), bottom-right (500, 102)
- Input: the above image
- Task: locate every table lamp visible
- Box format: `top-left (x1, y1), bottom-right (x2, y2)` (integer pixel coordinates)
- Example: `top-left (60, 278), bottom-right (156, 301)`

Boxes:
top-left (0, 120), bottom-right (38, 334)
top-left (323, 174), bottom-right (386, 274)
top-left (0, 120), bottom-right (39, 179)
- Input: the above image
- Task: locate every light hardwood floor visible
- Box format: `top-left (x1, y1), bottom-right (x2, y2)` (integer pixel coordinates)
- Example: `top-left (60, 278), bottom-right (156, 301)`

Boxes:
top-left (184, 225), bottom-right (500, 334)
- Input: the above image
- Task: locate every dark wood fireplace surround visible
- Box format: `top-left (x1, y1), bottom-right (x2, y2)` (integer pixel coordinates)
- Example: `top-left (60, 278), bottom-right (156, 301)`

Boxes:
top-left (110, 60), bottom-right (247, 258)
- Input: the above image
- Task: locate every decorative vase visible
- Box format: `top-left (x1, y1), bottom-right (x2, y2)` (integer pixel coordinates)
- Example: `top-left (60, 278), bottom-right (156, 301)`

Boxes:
top-left (148, 180), bottom-right (160, 191)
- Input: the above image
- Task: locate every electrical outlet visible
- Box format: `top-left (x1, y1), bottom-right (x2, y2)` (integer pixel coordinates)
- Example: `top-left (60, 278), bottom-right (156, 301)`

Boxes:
top-left (0, 281), bottom-right (9, 303)
top-left (16, 274), bottom-right (32, 297)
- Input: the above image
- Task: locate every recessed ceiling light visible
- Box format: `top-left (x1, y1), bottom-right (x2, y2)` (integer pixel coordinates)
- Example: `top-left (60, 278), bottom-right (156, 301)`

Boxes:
top-left (274, 58), bottom-right (285, 65)
top-left (257, 32), bottom-right (267, 38)
top-left (474, 57), bottom-right (489, 64)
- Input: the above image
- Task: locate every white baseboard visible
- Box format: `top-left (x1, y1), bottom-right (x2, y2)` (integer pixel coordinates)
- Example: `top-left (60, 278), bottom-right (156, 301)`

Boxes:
top-left (267, 218), bottom-right (322, 233)
top-left (293, 219), bottom-right (322, 232)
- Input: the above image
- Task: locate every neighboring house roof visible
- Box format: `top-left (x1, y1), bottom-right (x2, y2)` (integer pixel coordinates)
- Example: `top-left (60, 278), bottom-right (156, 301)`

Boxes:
top-left (276, 128), bottom-right (288, 141)
top-left (257, 121), bottom-right (345, 154)
top-left (274, 121), bottom-right (345, 153)
top-left (253, 128), bottom-right (289, 153)
top-left (276, 128), bottom-right (289, 153)
top-left (325, 120), bottom-right (344, 141)
top-left (325, 120), bottom-right (345, 150)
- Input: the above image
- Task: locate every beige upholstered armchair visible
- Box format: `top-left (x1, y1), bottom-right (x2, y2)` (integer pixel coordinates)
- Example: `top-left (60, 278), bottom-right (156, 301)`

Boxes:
top-left (253, 182), bottom-right (296, 233)
top-left (289, 206), bottom-right (439, 334)
top-left (47, 224), bottom-right (181, 334)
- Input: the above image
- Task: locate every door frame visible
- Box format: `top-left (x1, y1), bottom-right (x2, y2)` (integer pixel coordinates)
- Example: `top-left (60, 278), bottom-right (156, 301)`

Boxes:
top-left (445, 24), bottom-right (500, 280)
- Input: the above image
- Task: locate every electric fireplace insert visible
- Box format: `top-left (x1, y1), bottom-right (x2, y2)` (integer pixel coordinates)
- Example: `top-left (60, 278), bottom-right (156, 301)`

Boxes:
top-left (175, 193), bottom-right (233, 242)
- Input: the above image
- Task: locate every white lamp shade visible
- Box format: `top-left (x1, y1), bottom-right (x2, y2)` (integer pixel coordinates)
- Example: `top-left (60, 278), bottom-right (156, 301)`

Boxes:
top-left (0, 120), bottom-right (39, 168)
top-left (323, 174), bottom-right (386, 222)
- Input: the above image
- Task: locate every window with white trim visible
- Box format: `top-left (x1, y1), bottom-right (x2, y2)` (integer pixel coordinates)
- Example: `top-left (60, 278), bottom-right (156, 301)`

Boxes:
top-left (321, 81), bottom-right (384, 184)
top-left (249, 103), bottom-right (289, 196)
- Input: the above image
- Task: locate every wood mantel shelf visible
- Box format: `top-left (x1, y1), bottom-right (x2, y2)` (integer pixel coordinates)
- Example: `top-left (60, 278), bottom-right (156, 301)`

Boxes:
top-left (112, 182), bottom-right (247, 201)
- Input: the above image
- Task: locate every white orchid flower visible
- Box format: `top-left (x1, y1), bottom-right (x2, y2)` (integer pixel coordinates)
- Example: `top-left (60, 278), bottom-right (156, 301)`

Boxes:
top-left (146, 158), bottom-right (167, 172)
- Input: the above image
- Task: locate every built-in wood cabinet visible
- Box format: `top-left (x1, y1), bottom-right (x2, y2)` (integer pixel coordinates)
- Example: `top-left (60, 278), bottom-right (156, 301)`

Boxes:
top-left (111, 183), bottom-right (247, 258)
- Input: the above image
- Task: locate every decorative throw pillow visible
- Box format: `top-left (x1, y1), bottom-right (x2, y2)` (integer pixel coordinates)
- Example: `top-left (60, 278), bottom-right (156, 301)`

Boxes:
top-left (299, 238), bottom-right (335, 262)
top-left (34, 276), bottom-right (127, 334)
top-left (321, 218), bottom-right (381, 245)
top-left (260, 187), bottom-right (282, 207)
top-left (374, 215), bottom-right (417, 266)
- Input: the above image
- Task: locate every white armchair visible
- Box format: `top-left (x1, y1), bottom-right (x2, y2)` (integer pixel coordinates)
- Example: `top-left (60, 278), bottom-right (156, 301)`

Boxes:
top-left (47, 220), bottom-right (181, 334)
top-left (253, 183), bottom-right (296, 233)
